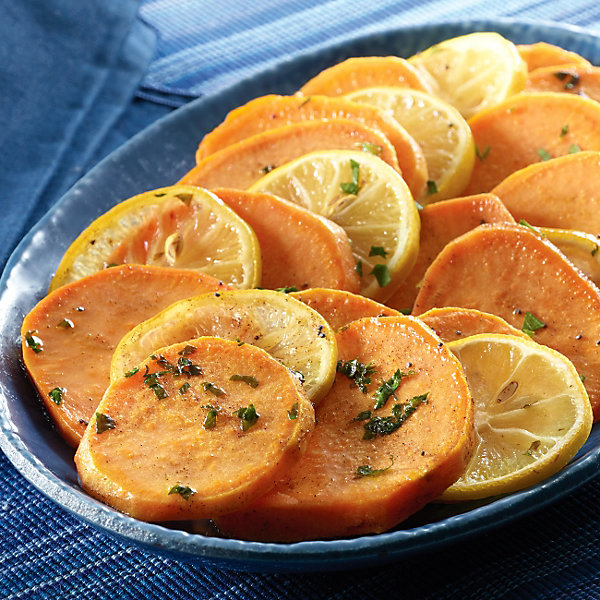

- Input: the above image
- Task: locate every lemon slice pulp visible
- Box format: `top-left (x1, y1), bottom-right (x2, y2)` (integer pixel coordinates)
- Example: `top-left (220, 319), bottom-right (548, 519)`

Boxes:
top-left (248, 149), bottom-right (420, 301)
top-left (50, 185), bottom-right (261, 291)
top-left (345, 86), bottom-right (475, 203)
top-left (110, 289), bottom-right (338, 404)
top-left (408, 32), bottom-right (528, 119)
top-left (441, 333), bottom-right (592, 501)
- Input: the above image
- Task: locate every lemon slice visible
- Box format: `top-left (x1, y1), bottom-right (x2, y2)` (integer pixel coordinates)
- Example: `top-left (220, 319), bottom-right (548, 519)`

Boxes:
top-left (441, 333), bottom-right (592, 501)
top-left (248, 149), bottom-right (420, 301)
top-left (50, 185), bottom-right (261, 292)
top-left (408, 32), bottom-right (528, 119)
top-left (110, 289), bottom-right (338, 404)
top-left (345, 87), bottom-right (475, 203)
top-left (539, 227), bottom-right (600, 287)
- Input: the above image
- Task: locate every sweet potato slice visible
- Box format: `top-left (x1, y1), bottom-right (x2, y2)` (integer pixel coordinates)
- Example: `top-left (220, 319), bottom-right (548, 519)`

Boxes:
top-left (298, 56), bottom-right (430, 96)
top-left (215, 316), bottom-right (473, 541)
top-left (385, 194), bottom-right (515, 312)
top-left (412, 223), bottom-right (600, 420)
top-left (491, 151), bottom-right (600, 234)
top-left (212, 188), bottom-right (360, 292)
top-left (22, 264), bottom-right (229, 447)
top-left (525, 65), bottom-right (600, 102)
top-left (418, 307), bottom-right (529, 343)
top-left (195, 94), bottom-right (428, 199)
top-left (75, 337), bottom-right (314, 522)
top-left (180, 119), bottom-right (400, 190)
top-left (290, 288), bottom-right (401, 330)
top-left (464, 92), bottom-right (600, 194)
top-left (517, 42), bottom-right (591, 71)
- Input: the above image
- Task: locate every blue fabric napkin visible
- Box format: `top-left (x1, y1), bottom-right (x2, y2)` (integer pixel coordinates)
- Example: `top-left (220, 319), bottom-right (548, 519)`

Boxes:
top-left (4, 0), bottom-right (600, 598)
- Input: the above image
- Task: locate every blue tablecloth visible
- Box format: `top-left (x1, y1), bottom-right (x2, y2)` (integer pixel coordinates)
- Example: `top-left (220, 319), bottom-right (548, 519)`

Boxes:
top-left (3, 1), bottom-right (600, 598)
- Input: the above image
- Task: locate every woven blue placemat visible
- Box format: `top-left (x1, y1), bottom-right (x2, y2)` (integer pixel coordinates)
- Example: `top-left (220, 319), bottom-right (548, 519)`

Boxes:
top-left (3, 0), bottom-right (600, 598)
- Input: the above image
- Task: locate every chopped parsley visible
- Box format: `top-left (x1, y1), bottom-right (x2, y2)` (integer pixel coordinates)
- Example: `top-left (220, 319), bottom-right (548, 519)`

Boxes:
top-left (203, 382), bottom-right (225, 397)
top-left (475, 145), bottom-right (490, 160)
top-left (398, 308), bottom-right (411, 315)
top-left (354, 456), bottom-right (394, 478)
top-left (368, 246), bottom-right (388, 258)
top-left (236, 337), bottom-right (245, 346)
top-left (202, 405), bottom-right (219, 429)
top-left (56, 318), bottom-right (74, 329)
top-left (560, 124), bottom-right (569, 137)
top-left (274, 286), bottom-right (298, 294)
top-left (518, 219), bottom-right (544, 236)
top-left (426, 180), bottom-right (438, 195)
top-left (363, 392), bottom-right (429, 440)
top-left (168, 484), bottom-right (196, 500)
top-left (229, 374), bottom-right (259, 388)
top-left (352, 410), bottom-right (372, 422)
top-left (357, 141), bottom-right (382, 156)
top-left (178, 345), bottom-right (197, 357)
top-left (261, 164), bottom-right (275, 173)
top-left (24, 330), bottom-right (43, 353)
top-left (553, 70), bottom-right (580, 89)
top-left (95, 412), bottom-right (116, 434)
top-left (124, 366), bottom-right (139, 378)
top-left (355, 260), bottom-right (363, 276)
top-left (179, 382), bottom-right (191, 394)
top-left (289, 369), bottom-right (305, 384)
top-left (340, 159), bottom-right (361, 195)
top-left (369, 263), bottom-right (391, 287)
top-left (288, 402), bottom-right (299, 420)
top-left (592, 244), bottom-right (599, 257)
top-left (569, 143), bottom-right (582, 154)
top-left (336, 358), bottom-right (376, 393)
top-left (234, 404), bottom-right (259, 431)
top-left (175, 192), bottom-right (193, 204)
top-left (536, 148), bottom-right (552, 161)
top-left (522, 311), bottom-right (546, 337)
top-left (372, 369), bottom-right (413, 410)
top-left (48, 387), bottom-right (65, 405)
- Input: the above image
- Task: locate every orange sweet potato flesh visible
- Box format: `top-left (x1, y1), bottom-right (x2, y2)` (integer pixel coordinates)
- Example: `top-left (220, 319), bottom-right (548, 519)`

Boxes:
top-left (215, 316), bottom-right (474, 541)
top-left (491, 151), bottom-right (600, 234)
top-left (212, 188), bottom-right (360, 292)
top-left (291, 288), bottom-right (401, 330)
top-left (22, 264), bottom-right (229, 447)
top-left (75, 337), bottom-right (314, 522)
top-left (298, 56), bottom-right (429, 96)
top-left (418, 307), bottom-right (529, 343)
top-left (385, 194), bottom-right (515, 312)
top-left (412, 223), bottom-right (600, 419)
top-left (196, 94), bottom-right (428, 199)
top-left (463, 92), bottom-right (600, 194)
top-left (180, 119), bottom-right (400, 190)
top-left (517, 42), bottom-right (591, 71)
top-left (526, 65), bottom-right (600, 102)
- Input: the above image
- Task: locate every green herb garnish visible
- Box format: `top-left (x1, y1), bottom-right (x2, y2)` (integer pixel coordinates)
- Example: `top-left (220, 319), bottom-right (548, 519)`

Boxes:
top-left (336, 358), bottom-right (376, 393)
top-left (95, 412), bottom-right (116, 434)
top-left (261, 165), bottom-right (275, 173)
top-left (426, 180), bottom-right (438, 195)
top-left (229, 374), bottom-right (259, 388)
top-left (363, 392), bottom-right (429, 440)
top-left (370, 264), bottom-right (391, 287)
top-left (203, 382), bottom-right (225, 397)
top-left (178, 345), bottom-right (197, 356)
top-left (168, 484), bottom-right (196, 500)
top-left (569, 143), bottom-right (582, 154)
top-left (522, 311), bottom-right (546, 337)
top-left (518, 219), bottom-right (544, 236)
top-left (368, 246), bottom-right (388, 258)
top-left (274, 286), bottom-right (299, 294)
top-left (203, 406), bottom-right (219, 429)
top-left (57, 318), bottom-right (74, 329)
top-left (24, 330), bottom-right (43, 353)
top-left (372, 369), bottom-right (413, 410)
top-left (357, 141), bottom-right (382, 156)
top-left (560, 124), bottom-right (569, 137)
top-left (175, 192), bottom-right (193, 204)
top-left (179, 382), bottom-right (191, 394)
top-left (124, 366), bottom-right (139, 378)
top-left (234, 404), bottom-right (259, 431)
top-left (354, 456), bottom-right (394, 478)
top-left (475, 145), bottom-right (490, 160)
top-left (340, 159), bottom-right (361, 195)
top-left (355, 260), bottom-right (363, 276)
top-left (48, 387), bottom-right (64, 405)
top-left (537, 148), bottom-right (552, 161)
top-left (288, 402), bottom-right (299, 420)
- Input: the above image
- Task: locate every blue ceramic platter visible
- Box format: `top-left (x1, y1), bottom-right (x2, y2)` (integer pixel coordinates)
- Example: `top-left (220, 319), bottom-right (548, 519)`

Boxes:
top-left (2, 19), bottom-right (600, 573)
